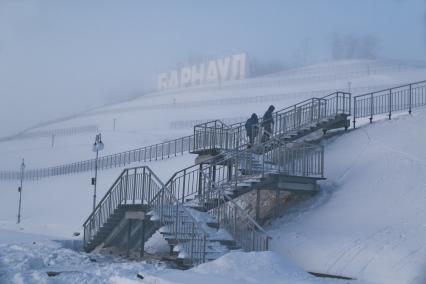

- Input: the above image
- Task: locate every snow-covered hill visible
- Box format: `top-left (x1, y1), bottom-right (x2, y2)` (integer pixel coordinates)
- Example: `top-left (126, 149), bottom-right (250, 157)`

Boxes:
top-left (1, 59), bottom-right (425, 170)
top-left (1, 59), bottom-right (426, 283)
top-left (269, 110), bottom-right (426, 284)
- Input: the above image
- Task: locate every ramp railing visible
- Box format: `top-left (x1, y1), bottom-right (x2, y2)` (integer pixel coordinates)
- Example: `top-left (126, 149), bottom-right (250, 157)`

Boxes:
top-left (353, 80), bottom-right (426, 127)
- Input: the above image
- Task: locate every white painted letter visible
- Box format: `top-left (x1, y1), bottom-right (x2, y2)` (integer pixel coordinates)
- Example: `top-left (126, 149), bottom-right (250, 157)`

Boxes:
top-left (168, 70), bottom-right (179, 89)
top-left (157, 73), bottom-right (169, 91)
top-left (231, 53), bottom-right (247, 80)
top-left (180, 67), bottom-right (192, 87)
top-left (217, 56), bottom-right (231, 81)
top-left (191, 63), bottom-right (205, 85)
top-left (205, 60), bottom-right (219, 82)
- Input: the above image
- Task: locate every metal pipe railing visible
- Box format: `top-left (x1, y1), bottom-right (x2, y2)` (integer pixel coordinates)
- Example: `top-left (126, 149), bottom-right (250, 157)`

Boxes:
top-left (82, 165), bottom-right (209, 265)
top-left (353, 80), bottom-right (426, 128)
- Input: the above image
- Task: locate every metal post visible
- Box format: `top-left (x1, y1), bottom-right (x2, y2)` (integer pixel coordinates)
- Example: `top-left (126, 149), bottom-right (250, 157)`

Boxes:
top-left (293, 105), bottom-right (297, 129)
top-left (140, 219), bottom-right (145, 258)
top-left (370, 93), bottom-right (374, 123)
top-left (409, 84), bottom-right (412, 114)
top-left (233, 206), bottom-right (237, 236)
top-left (141, 167), bottom-right (146, 203)
top-left (389, 89), bottom-right (392, 120)
top-left (336, 93), bottom-right (339, 114)
top-left (352, 97), bottom-right (356, 128)
top-left (190, 222), bottom-right (195, 260)
top-left (93, 149), bottom-right (99, 212)
top-left (181, 169), bottom-right (186, 204)
top-left (255, 189), bottom-right (260, 222)
top-left (127, 219), bottom-right (132, 257)
top-left (198, 164), bottom-right (203, 196)
top-left (17, 159), bottom-right (25, 224)
top-left (132, 168), bottom-right (137, 204)
top-left (202, 235), bottom-right (206, 263)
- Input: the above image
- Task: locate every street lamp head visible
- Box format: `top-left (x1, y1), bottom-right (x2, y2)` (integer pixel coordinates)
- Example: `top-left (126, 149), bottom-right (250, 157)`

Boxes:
top-left (92, 133), bottom-right (105, 152)
top-left (97, 140), bottom-right (104, 151)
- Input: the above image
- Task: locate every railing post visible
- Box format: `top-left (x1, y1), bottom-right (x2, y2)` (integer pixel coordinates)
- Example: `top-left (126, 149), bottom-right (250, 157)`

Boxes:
top-left (352, 97), bottom-right (357, 128)
top-left (233, 206), bottom-right (237, 236)
top-left (124, 170), bottom-right (129, 204)
top-left (175, 204), bottom-right (179, 239)
top-left (348, 93), bottom-right (352, 115)
top-left (190, 222), bottom-right (195, 261)
top-left (251, 230), bottom-right (255, 251)
top-left (202, 235), bottom-right (207, 263)
top-left (198, 164), bottom-right (203, 197)
top-left (336, 92), bottom-right (339, 114)
top-left (132, 168), bottom-right (137, 204)
top-left (317, 98), bottom-right (321, 121)
top-left (389, 89), bottom-right (392, 120)
top-left (370, 93), bottom-right (374, 123)
top-left (293, 105), bottom-right (297, 129)
top-left (320, 145), bottom-right (324, 178)
top-left (181, 169), bottom-right (186, 204)
top-left (160, 189), bottom-right (164, 223)
top-left (119, 176), bottom-right (123, 203)
top-left (142, 167), bottom-right (146, 204)
top-left (409, 84), bottom-right (412, 114)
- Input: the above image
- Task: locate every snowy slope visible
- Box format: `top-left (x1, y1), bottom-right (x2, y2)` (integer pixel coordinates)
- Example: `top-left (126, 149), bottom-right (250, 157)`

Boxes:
top-left (1, 59), bottom-right (425, 171)
top-left (1, 60), bottom-right (426, 284)
top-left (268, 109), bottom-right (426, 284)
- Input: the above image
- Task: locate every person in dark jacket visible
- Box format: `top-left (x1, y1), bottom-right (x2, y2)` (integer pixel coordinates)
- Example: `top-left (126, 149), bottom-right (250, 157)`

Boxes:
top-left (245, 113), bottom-right (259, 147)
top-left (261, 105), bottom-right (275, 142)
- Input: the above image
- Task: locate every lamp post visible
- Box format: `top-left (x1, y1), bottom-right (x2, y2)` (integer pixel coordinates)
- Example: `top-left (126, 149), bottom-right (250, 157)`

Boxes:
top-left (92, 133), bottom-right (104, 212)
top-left (17, 159), bottom-right (25, 224)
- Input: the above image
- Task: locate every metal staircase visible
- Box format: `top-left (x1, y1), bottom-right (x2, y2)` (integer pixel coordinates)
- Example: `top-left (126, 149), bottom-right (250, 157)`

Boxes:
top-left (83, 102), bottom-right (329, 266)
top-left (191, 91), bottom-right (351, 155)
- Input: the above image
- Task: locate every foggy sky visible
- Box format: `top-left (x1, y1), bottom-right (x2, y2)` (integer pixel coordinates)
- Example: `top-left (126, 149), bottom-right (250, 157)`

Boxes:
top-left (0, 0), bottom-right (425, 136)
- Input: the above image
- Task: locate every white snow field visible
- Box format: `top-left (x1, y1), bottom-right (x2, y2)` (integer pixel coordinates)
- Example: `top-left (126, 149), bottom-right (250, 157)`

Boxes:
top-left (269, 110), bottom-right (426, 284)
top-left (0, 59), bottom-right (426, 283)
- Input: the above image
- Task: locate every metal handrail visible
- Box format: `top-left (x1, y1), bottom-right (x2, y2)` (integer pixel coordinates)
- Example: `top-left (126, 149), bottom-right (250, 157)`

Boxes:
top-left (0, 134), bottom-right (195, 181)
top-left (352, 80), bottom-right (426, 127)
top-left (200, 169), bottom-right (272, 251)
top-left (82, 165), bottom-right (209, 265)
top-left (192, 91), bottom-right (350, 153)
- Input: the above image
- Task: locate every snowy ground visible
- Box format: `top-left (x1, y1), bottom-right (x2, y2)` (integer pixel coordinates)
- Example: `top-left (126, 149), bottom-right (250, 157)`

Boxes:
top-left (1, 60), bottom-right (426, 283)
top-left (268, 110), bottom-right (426, 284)
top-left (1, 228), bottom-right (372, 284)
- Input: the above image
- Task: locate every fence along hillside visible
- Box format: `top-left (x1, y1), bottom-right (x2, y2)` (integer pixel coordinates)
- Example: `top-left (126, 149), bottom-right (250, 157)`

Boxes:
top-left (0, 125), bottom-right (99, 142)
top-left (1, 80), bottom-right (425, 181)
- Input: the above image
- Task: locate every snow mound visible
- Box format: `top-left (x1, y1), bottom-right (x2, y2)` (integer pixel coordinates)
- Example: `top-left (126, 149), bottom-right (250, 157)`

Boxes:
top-left (140, 251), bottom-right (358, 284)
